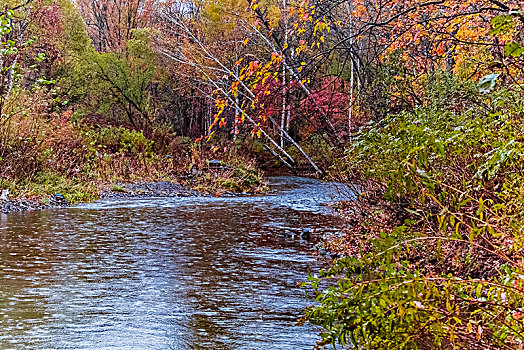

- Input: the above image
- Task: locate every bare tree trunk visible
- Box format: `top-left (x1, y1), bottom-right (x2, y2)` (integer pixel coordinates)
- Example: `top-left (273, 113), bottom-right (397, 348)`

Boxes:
top-left (191, 78), bottom-right (300, 169)
top-left (5, 55), bottom-right (18, 103)
top-left (280, 56), bottom-right (286, 148)
top-left (3, 10), bottom-right (29, 117)
top-left (348, 1), bottom-right (354, 142)
top-left (248, 4), bottom-right (340, 146)
top-left (280, 0), bottom-right (288, 148)
top-left (161, 12), bottom-right (325, 176)
top-left (264, 144), bottom-right (295, 172)
top-left (349, 59), bottom-right (354, 141)
top-left (286, 93), bottom-right (290, 132)
top-left (234, 65), bottom-right (239, 142)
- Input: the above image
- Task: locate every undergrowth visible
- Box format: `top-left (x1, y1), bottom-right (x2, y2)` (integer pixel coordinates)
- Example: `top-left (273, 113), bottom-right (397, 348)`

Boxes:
top-left (0, 112), bottom-right (264, 203)
top-left (302, 74), bottom-right (524, 349)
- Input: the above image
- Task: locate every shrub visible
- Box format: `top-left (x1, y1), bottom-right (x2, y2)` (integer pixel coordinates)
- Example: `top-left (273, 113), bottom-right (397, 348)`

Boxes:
top-left (303, 75), bottom-right (524, 349)
top-left (87, 126), bottom-right (154, 156)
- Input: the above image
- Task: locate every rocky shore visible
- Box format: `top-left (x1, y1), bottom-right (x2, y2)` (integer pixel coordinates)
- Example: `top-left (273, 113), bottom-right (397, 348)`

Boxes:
top-left (1, 181), bottom-right (205, 214)
top-left (100, 181), bottom-right (203, 199)
top-left (0, 180), bottom-right (254, 214)
top-left (1, 194), bottom-right (70, 214)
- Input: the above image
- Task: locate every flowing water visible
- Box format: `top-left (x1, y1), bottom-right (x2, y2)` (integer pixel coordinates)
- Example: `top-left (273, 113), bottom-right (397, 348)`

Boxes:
top-left (0, 177), bottom-right (349, 349)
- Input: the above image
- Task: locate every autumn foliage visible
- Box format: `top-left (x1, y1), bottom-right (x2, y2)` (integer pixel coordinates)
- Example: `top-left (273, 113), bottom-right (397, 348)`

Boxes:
top-left (0, 0), bottom-right (524, 347)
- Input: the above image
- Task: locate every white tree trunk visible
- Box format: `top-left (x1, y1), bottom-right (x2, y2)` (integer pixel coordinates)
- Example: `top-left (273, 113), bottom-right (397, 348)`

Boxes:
top-left (161, 13), bottom-right (325, 175)
top-left (280, 0), bottom-right (288, 148)
top-left (234, 65), bottom-right (239, 141)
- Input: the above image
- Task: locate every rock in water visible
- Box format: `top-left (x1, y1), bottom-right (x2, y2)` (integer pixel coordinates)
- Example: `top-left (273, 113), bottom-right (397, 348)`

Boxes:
top-left (209, 159), bottom-right (222, 168)
top-left (50, 194), bottom-right (69, 206)
top-left (301, 228), bottom-right (311, 241)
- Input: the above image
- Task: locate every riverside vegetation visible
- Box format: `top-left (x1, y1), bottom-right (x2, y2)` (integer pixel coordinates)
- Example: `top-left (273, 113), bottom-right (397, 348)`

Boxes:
top-left (0, 0), bottom-right (265, 207)
top-left (1, 0), bottom-right (524, 349)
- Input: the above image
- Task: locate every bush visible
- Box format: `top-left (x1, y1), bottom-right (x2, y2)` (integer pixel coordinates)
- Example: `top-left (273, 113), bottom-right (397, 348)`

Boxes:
top-left (303, 75), bottom-right (524, 349)
top-left (87, 126), bottom-right (155, 156)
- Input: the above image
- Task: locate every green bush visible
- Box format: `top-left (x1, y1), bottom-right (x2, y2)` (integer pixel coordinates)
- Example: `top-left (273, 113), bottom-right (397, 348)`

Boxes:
top-left (2, 172), bottom-right (98, 203)
top-left (303, 74), bottom-right (524, 349)
top-left (87, 126), bottom-right (155, 156)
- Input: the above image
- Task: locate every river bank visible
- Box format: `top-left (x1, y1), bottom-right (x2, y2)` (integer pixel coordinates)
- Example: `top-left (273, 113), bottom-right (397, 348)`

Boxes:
top-left (0, 151), bottom-right (272, 215)
top-left (0, 178), bottom-right (254, 214)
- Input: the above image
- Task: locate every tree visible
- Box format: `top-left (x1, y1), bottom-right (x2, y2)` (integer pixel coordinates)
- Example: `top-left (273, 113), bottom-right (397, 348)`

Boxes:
top-left (159, 0), bottom-right (328, 174)
top-left (76, 0), bottom-right (156, 52)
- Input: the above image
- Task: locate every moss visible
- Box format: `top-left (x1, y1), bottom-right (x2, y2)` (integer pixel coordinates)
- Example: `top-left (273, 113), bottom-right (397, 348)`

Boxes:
top-left (2, 172), bottom-right (99, 204)
top-left (217, 178), bottom-right (241, 192)
top-left (111, 184), bottom-right (127, 192)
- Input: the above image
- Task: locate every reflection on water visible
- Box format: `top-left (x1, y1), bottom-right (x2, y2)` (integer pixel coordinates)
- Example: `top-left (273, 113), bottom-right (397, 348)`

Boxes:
top-left (0, 177), bottom-right (347, 349)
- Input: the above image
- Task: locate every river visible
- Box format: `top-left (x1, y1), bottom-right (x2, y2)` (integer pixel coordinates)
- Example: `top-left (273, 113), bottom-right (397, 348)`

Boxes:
top-left (0, 177), bottom-right (349, 349)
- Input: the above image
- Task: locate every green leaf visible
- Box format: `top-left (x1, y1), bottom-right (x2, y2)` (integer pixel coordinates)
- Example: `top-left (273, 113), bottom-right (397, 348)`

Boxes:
top-left (504, 42), bottom-right (524, 58)
top-left (476, 283), bottom-right (482, 299)
top-left (489, 15), bottom-right (514, 35)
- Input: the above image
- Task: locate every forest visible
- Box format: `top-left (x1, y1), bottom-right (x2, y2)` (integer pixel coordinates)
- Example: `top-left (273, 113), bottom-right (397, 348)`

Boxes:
top-left (0, 0), bottom-right (524, 348)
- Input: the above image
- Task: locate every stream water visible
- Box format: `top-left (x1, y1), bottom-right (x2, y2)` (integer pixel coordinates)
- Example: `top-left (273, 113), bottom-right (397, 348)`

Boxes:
top-left (0, 177), bottom-right (349, 349)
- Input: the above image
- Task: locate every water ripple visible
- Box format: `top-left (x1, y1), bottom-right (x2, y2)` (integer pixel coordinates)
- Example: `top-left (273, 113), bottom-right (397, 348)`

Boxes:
top-left (0, 177), bottom-right (349, 349)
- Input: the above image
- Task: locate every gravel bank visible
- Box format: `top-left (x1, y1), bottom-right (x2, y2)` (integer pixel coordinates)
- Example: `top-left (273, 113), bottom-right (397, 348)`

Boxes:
top-left (100, 181), bottom-right (203, 199)
top-left (1, 194), bottom-right (70, 214)
top-left (1, 180), bottom-right (247, 214)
